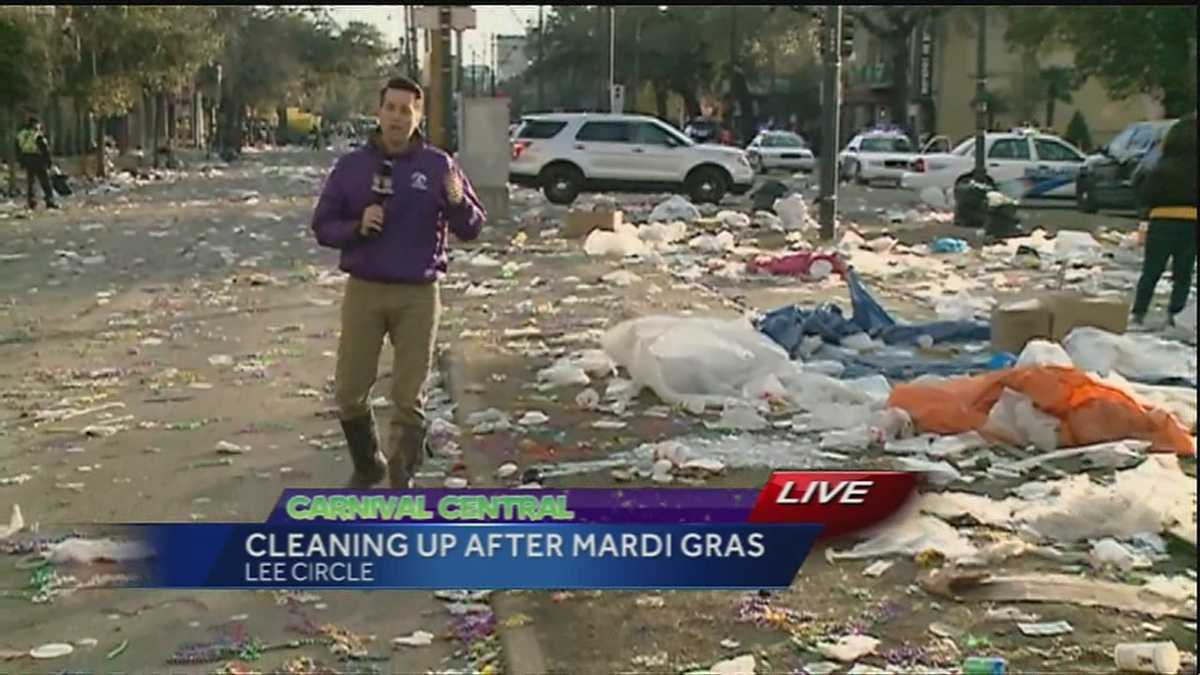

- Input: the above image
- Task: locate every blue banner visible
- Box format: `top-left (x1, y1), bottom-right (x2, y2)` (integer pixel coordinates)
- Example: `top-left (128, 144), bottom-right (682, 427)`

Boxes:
top-left (137, 523), bottom-right (820, 590)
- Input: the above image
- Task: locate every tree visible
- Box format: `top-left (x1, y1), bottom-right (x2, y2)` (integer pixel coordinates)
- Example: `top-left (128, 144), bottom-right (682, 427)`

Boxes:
top-left (1039, 66), bottom-right (1076, 130)
top-left (526, 5), bottom-right (813, 129)
top-left (0, 12), bottom-right (31, 195)
top-left (1064, 110), bottom-right (1093, 152)
top-left (1005, 6), bottom-right (1198, 117)
top-left (845, 7), bottom-right (946, 137)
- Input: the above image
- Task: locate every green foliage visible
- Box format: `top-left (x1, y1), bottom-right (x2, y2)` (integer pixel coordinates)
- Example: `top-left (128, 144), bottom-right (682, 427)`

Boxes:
top-left (1005, 6), bottom-right (1198, 116)
top-left (1039, 66), bottom-right (1076, 129)
top-left (1065, 110), bottom-right (1093, 152)
top-left (0, 15), bottom-right (31, 107)
top-left (525, 6), bottom-right (814, 120)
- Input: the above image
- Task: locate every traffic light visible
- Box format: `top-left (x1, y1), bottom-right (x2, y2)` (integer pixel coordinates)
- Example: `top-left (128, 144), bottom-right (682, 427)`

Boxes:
top-left (841, 15), bottom-right (855, 60)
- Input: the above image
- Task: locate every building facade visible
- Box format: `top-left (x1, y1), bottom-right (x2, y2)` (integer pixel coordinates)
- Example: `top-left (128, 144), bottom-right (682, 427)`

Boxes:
top-left (495, 34), bottom-right (529, 84)
top-left (841, 9), bottom-right (1163, 148)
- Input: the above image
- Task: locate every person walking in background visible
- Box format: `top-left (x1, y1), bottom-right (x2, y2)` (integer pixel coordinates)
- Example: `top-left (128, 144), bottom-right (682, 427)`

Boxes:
top-left (311, 76), bottom-right (486, 489)
top-left (14, 116), bottom-right (58, 211)
top-left (1131, 114), bottom-right (1197, 328)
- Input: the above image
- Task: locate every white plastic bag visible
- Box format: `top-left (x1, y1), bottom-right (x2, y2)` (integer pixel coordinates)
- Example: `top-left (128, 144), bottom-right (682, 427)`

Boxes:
top-left (688, 231), bottom-right (735, 253)
top-left (716, 210), bottom-right (751, 229)
top-left (934, 293), bottom-right (992, 322)
top-left (648, 195), bottom-right (701, 223)
top-left (773, 194), bottom-right (816, 231)
top-left (537, 361), bottom-right (590, 389)
top-left (637, 221), bottom-right (688, 244)
top-left (920, 186), bottom-right (952, 210)
top-left (583, 223), bottom-right (649, 257)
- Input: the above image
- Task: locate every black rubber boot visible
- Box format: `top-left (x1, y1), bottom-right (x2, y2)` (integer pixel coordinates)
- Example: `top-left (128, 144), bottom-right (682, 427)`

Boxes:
top-left (387, 427), bottom-right (427, 489)
top-left (340, 414), bottom-right (387, 489)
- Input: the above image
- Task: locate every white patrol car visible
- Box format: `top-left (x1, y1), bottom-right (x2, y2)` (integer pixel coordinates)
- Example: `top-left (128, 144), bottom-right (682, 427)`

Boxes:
top-left (900, 129), bottom-right (1087, 199)
top-left (508, 113), bottom-right (755, 205)
top-left (837, 129), bottom-right (923, 184)
top-left (746, 130), bottom-right (816, 173)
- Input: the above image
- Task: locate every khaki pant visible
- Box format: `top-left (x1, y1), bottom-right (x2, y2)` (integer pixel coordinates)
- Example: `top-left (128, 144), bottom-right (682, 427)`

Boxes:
top-left (335, 277), bottom-right (440, 471)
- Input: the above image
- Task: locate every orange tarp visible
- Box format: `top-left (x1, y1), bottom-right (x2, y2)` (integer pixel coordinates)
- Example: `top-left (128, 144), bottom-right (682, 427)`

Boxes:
top-left (887, 366), bottom-right (1195, 456)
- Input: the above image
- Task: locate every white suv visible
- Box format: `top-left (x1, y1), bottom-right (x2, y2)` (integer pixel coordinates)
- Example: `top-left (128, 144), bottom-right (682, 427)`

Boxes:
top-left (509, 113), bottom-right (755, 205)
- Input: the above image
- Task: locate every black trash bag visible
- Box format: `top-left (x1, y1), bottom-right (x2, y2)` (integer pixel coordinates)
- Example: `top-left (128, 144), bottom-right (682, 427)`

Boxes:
top-left (985, 202), bottom-right (1023, 239)
top-left (49, 167), bottom-right (72, 197)
top-left (750, 179), bottom-right (790, 213)
top-left (953, 179), bottom-right (990, 229)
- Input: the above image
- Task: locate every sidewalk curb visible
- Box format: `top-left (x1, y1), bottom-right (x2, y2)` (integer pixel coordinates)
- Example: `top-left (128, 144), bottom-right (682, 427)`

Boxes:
top-left (440, 344), bottom-right (550, 675)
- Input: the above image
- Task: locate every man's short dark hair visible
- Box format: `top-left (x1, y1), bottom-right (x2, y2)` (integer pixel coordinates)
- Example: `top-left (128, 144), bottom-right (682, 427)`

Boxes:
top-left (379, 76), bottom-right (423, 105)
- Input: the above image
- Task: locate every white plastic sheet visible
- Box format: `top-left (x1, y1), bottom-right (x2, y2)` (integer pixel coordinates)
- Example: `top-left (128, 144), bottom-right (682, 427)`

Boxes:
top-left (601, 316), bottom-right (799, 410)
top-left (1062, 327), bottom-right (1196, 383)
top-left (1176, 300), bottom-right (1197, 335)
top-left (828, 510), bottom-right (979, 561)
top-left (1013, 455), bottom-right (1196, 543)
top-left (1016, 340), bottom-right (1075, 368)
top-left (983, 388), bottom-right (1061, 451)
top-left (1053, 230), bottom-right (1103, 263)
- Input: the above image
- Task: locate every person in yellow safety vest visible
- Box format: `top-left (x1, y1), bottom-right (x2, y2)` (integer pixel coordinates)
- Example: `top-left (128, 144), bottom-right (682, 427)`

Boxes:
top-left (14, 116), bottom-right (58, 210)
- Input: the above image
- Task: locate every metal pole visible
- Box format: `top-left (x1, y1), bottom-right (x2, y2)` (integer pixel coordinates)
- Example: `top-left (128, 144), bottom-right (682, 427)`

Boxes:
top-left (608, 7), bottom-right (616, 112)
top-left (973, 6), bottom-right (987, 180)
top-left (439, 7), bottom-right (453, 151)
top-left (455, 29), bottom-right (463, 97)
top-left (408, 7), bottom-right (420, 80)
top-left (537, 5), bottom-right (545, 111)
top-left (818, 5), bottom-right (843, 241)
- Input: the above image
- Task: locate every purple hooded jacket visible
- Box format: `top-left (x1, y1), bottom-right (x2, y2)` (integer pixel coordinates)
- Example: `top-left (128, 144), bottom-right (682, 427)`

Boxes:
top-left (311, 134), bottom-right (486, 284)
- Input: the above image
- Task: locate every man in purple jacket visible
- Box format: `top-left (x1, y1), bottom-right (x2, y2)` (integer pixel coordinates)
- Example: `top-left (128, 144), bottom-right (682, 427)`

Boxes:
top-left (311, 76), bottom-right (486, 489)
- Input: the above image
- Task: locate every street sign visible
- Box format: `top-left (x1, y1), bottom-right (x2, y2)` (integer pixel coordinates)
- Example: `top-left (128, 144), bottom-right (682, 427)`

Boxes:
top-left (413, 6), bottom-right (476, 31)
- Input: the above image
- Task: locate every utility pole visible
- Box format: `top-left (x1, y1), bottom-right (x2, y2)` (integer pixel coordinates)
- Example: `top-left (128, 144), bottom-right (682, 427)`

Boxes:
top-left (454, 28), bottom-right (463, 98)
top-left (729, 6), bottom-right (738, 135)
top-left (537, 5), bottom-right (545, 111)
top-left (973, 6), bottom-right (987, 181)
top-left (608, 7), bottom-right (616, 112)
top-left (407, 6), bottom-right (420, 80)
top-left (490, 34), bottom-right (497, 96)
top-left (440, 7), bottom-right (453, 151)
top-left (818, 5), bottom-right (843, 241)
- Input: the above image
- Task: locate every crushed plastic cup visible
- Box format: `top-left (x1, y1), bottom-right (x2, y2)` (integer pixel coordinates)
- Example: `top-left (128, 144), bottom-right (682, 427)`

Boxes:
top-left (808, 258), bottom-right (835, 280)
top-left (1113, 642), bottom-right (1181, 674)
top-left (575, 388), bottom-right (601, 410)
top-left (962, 656), bottom-right (1006, 675)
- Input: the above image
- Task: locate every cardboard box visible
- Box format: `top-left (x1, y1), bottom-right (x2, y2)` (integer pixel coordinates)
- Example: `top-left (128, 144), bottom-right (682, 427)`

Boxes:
top-left (1048, 292), bottom-right (1130, 341)
top-left (991, 298), bottom-right (1054, 354)
top-left (990, 292), bottom-right (1131, 353)
top-left (563, 209), bottom-right (623, 239)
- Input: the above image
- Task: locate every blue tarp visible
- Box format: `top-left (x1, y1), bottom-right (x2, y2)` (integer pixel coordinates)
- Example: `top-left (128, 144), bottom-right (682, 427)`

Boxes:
top-left (755, 270), bottom-right (998, 381)
top-left (757, 270), bottom-right (990, 355)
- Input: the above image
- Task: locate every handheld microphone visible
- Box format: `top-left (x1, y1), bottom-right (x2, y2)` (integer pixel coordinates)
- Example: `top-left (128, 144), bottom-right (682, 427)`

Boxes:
top-left (367, 159), bottom-right (393, 236)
